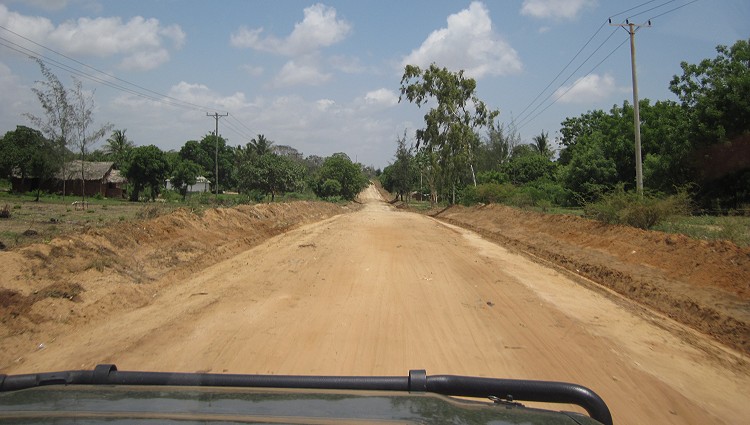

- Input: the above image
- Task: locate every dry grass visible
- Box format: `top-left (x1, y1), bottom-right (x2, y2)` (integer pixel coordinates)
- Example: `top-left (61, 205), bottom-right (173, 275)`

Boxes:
top-left (0, 192), bottom-right (177, 250)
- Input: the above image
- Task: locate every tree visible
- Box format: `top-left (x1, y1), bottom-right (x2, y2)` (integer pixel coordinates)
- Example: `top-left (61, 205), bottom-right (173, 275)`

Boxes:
top-left (104, 129), bottom-right (135, 167)
top-left (559, 135), bottom-right (619, 203)
top-left (399, 63), bottom-right (499, 205)
top-left (238, 153), bottom-right (305, 201)
top-left (180, 135), bottom-right (235, 192)
top-left (170, 159), bottom-right (203, 200)
top-left (389, 132), bottom-right (417, 202)
top-left (313, 154), bottom-right (368, 201)
top-left (250, 134), bottom-right (274, 156)
top-left (0, 126), bottom-right (45, 180)
top-left (70, 77), bottom-right (113, 203)
top-left (558, 102), bottom-right (642, 194)
top-left (670, 38), bottom-right (750, 146)
top-left (503, 147), bottom-right (556, 185)
top-left (0, 126), bottom-right (58, 200)
top-left (476, 121), bottom-right (518, 173)
top-left (24, 59), bottom-right (74, 199)
top-left (123, 145), bottom-right (169, 201)
top-left (669, 38), bottom-right (750, 208)
top-left (531, 131), bottom-right (553, 159)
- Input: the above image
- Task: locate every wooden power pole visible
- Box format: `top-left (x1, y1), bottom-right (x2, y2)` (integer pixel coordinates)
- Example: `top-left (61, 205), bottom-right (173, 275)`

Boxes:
top-left (610, 19), bottom-right (650, 196)
top-left (206, 112), bottom-right (228, 196)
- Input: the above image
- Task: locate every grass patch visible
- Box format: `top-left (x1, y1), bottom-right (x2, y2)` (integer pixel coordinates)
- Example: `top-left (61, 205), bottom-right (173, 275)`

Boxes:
top-left (39, 282), bottom-right (83, 301)
top-left (0, 192), bottom-right (177, 249)
top-left (87, 257), bottom-right (117, 272)
top-left (583, 188), bottom-right (691, 230)
top-left (654, 215), bottom-right (750, 247)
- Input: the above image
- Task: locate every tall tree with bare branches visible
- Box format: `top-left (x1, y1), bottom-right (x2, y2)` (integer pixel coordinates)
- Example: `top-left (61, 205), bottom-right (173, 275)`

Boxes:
top-left (23, 59), bottom-right (74, 199)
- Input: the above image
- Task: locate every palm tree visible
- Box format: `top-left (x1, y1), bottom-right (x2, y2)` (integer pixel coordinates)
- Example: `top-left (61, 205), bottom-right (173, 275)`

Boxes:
top-left (103, 129), bottom-right (134, 166)
top-left (531, 130), bottom-right (553, 159)
top-left (250, 134), bottom-right (273, 156)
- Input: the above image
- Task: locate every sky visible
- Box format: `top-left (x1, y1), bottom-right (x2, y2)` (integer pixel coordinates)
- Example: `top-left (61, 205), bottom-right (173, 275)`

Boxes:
top-left (0, 0), bottom-right (747, 169)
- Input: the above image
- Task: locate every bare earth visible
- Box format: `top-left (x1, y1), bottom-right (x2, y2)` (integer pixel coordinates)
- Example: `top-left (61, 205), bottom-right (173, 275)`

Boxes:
top-left (1, 186), bottom-right (748, 425)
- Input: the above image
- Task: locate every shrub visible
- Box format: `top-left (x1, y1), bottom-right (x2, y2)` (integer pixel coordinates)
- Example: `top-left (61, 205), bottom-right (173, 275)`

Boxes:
top-left (584, 187), bottom-right (691, 229)
top-left (526, 179), bottom-right (572, 207)
top-left (477, 183), bottom-right (518, 204)
top-left (136, 205), bottom-right (162, 220)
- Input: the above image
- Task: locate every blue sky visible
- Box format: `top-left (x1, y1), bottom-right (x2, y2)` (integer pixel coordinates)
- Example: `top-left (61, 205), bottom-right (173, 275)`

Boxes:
top-left (1, 0), bottom-right (747, 168)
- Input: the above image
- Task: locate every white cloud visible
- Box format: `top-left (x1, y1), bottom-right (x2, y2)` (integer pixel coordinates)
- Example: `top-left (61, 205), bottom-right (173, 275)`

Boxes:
top-left (113, 81), bottom-right (250, 112)
top-left (0, 61), bottom-right (38, 123)
top-left (554, 73), bottom-right (618, 103)
top-left (329, 55), bottom-right (366, 74)
top-left (401, 2), bottom-right (522, 78)
top-left (230, 3), bottom-right (351, 56)
top-left (273, 59), bottom-right (331, 87)
top-left (107, 80), bottom-right (412, 167)
top-left (0, 5), bottom-right (184, 71)
top-left (520, 0), bottom-right (596, 20)
top-left (120, 49), bottom-right (170, 71)
top-left (364, 88), bottom-right (398, 107)
top-left (240, 64), bottom-right (264, 77)
top-left (167, 82), bottom-right (249, 111)
top-left (316, 99), bottom-right (335, 111)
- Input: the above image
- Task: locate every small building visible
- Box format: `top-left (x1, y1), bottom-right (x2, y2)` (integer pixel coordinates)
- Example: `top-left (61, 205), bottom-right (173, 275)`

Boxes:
top-left (165, 176), bottom-right (211, 193)
top-left (11, 161), bottom-right (127, 198)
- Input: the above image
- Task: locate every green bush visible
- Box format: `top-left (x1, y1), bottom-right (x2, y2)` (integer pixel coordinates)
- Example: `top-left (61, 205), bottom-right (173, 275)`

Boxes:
top-left (160, 189), bottom-right (181, 202)
top-left (460, 183), bottom-right (545, 208)
top-left (584, 187), bottom-right (691, 229)
top-left (526, 179), bottom-right (572, 207)
top-left (318, 179), bottom-right (342, 199)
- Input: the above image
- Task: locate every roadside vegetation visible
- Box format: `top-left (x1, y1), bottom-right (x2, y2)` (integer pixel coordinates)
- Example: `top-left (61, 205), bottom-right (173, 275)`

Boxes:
top-left (2, 39), bottom-right (749, 248)
top-left (382, 38), bottom-right (749, 246)
top-left (0, 60), bottom-right (371, 249)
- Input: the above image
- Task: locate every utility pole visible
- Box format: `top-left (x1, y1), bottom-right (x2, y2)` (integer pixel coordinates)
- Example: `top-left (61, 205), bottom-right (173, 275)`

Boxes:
top-left (610, 18), bottom-right (650, 196)
top-left (206, 112), bottom-right (228, 196)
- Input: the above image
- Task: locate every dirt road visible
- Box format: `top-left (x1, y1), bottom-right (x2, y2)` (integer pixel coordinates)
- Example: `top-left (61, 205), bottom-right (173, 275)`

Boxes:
top-left (4, 185), bottom-right (749, 424)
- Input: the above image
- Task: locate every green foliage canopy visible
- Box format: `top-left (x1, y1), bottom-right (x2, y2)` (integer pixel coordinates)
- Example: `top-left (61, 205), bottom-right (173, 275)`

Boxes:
top-left (179, 134), bottom-right (235, 192)
top-left (171, 159), bottom-right (203, 200)
top-left (399, 63), bottom-right (498, 203)
top-left (313, 154), bottom-right (368, 201)
top-left (124, 145), bottom-right (170, 201)
top-left (0, 125), bottom-right (58, 200)
top-left (238, 153), bottom-right (305, 201)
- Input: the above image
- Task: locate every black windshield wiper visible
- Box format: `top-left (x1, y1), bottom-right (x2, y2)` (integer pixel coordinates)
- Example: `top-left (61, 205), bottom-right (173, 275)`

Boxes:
top-left (0, 364), bottom-right (612, 425)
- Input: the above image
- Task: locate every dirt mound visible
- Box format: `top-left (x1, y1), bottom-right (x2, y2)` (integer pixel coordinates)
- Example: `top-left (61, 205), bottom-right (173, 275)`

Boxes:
top-left (0, 201), bottom-right (350, 370)
top-left (435, 204), bottom-right (750, 354)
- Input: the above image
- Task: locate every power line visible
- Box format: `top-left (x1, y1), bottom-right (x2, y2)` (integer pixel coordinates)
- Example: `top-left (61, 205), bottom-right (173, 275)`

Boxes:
top-left (513, 1), bottom-right (662, 127)
top-left (609, 0), bottom-right (660, 19)
top-left (0, 24), bottom-right (226, 114)
top-left (514, 0), bottom-right (699, 132)
top-left (0, 28), bottom-right (264, 154)
top-left (517, 37), bottom-right (630, 131)
top-left (227, 114), bottom-right (257, 140)
top-left (221, 117), bottom-right (255, 142)
top-left (515, 27), bottom-right (621, 129)
top-left (626, 0), bottom-right (678, 20)
top-left (514, 20), bottom-right (607, 121)
top-left (648, 0), bottom-right (700, 20)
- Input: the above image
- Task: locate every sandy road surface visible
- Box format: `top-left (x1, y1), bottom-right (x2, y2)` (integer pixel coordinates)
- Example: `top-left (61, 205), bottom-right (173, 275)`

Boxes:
top-left (9, 185), bottom-right (748, 424)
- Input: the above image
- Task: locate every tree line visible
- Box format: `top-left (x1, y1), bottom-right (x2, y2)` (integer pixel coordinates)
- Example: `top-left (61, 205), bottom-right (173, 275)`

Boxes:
top-left (1, 62), bottom-right (370, 203)
top-left (383, 38), bottom-right (750, 213)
